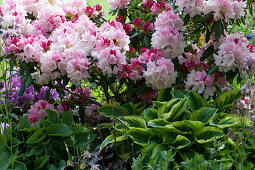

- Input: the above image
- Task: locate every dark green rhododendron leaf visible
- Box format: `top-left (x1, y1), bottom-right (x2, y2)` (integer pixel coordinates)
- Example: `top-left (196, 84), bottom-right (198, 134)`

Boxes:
top-left (98, 102), bottom-right (128, 117)
top-left (47, 123), bottom-right (72, 136)
top-left (119, 116), bottom-right (146, 128)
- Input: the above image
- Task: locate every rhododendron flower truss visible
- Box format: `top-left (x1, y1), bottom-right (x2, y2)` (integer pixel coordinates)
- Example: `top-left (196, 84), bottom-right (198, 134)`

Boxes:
top-left (152, 9), bottom-right (186, 59)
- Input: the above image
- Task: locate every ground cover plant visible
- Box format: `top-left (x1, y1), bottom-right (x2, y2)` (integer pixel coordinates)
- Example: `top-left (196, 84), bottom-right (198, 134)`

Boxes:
top-left (0, 0), bottom-right (255, 169)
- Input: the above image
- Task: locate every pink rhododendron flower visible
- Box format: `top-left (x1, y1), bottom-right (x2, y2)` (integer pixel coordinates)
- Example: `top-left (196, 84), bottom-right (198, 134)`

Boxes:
top-left (152, 9), bottom-right (186, 59)
top-left (185, 70), bottom-right (216, 99)
top-left (214, 33), bottom-right (250, 76)
top-left (28, 100), bottom-right (54, 123)
top-left (144, 58), bottom-right (177, 90)
top-left (176, 0), bottom-right (204, 17)
top-left (203, 0), bottom-right (246, 22)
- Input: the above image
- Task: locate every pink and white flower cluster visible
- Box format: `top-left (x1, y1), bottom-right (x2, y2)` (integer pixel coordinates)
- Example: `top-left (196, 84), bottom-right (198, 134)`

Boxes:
top-left (213, 33), bottom-right (251, 76)
top-left (144, 57), bottom-right (177, 90)
top-left (176, 0), bottom-right (204, 17)
top-left (175, 0), bottom-right (246, 22)
top-left (91, 21), bottom-right (129, 77)
top-left (203, 0), bottom-right (246, 22)
top-left (185, 70), bottom-right (215, 99)
top-left (108, 0), bottom-right (130, 9)
top-left (32, 15), bottom-right (97, 85)
top-left (151, 9), bottom-right (186, 59)
top-left (28, 100), bottom-right (54, 123)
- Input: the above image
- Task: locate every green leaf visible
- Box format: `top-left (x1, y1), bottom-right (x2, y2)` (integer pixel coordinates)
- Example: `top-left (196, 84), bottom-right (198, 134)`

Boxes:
top-left (194, 15), bottom-right (213, 24)
top-left (0, 135), bottom-right (7, 146)
top-left (122, 102), bottom-right (135, 115)
top-left (141, 143), bottom-right (158, 163)
top-left (190, 107), bottom-right (217, 123)
top-left (74, 132), bottom-right (96, 148)
top-left (144, 108), bottom-right (158, 121)
top-left (0, 145), bottom-right (12, 170)
top-left (196, 127), bottom-right (224, 144)
top-left (119, 116), bottom-right (146, 128)
top-left (61, 111), bottom-right (73, 127)
top-left (127, 128), bottom-right (151, 145)
top-left (214, 89), bottom-right (241, 111)
top-left (162, 98), bottom-right (188, 121)
top-left (171, 135), bottom-right (191, 149)
top-left (14, 160), bottom-right (27, 170)
top-left (151, 144), bottom-right (169, 161)
top-left (209, 115), bottom-right (240, 129)
top-left (18, 115), bottom-right (30, 129)
top-left (27, 129), bottom-right (46, 144)
top-left (47, 123), bottom-right (72, 137)
top-left (45, 109), bottom-right (59, 123)
top-left (35, 156), bottom-right (49, 170)
top-left (183, 120), bottom-right (204, 134)
top-left (148, 119), bottom-right (170, 127)
top-left (201, 45), bottom-right (214, 61)
top-left (212, 20), bottom-right (222, 41)
top-left (25, 75), bottom-right (33, 88)
top-left (134, 102), bottom-right (146, 115)
top-left (157, 88), bottom-right (172, 102)
top-left (172, 89), bottom-right (187, 99)
top-left (98, 102), bottom-right (128, 117)
top-left (18, 81), bottom-right (25, 96)
top-left (100, 135), bottom-right (114, 150)
top-left (208, 66), bottom-right (219, 75)
top-left (158, 98), bottom-right (181, 118)
top-left (188, 91), bottom-right (208, 111)
top-left (144, 34), bottom-right (151, 48)
top-left (48, 164), bottom-right (58, 170)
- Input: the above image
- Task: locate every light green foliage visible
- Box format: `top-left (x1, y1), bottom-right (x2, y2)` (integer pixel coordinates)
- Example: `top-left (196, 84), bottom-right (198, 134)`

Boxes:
top-left (98, 90), bottom-right (244, 166)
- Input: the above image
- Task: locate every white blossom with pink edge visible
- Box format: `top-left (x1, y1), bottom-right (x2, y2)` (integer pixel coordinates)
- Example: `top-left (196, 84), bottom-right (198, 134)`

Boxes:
top-left (176, 0), bottom-right (205, 17)
top-left (151, 9), bottom-right (186, 59)
top-left (144, 57), bottom-right (177, 90)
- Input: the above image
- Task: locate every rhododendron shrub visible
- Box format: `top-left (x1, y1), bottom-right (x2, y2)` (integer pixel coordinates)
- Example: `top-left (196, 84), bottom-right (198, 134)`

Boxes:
top-left (0, 0), bottom-right (254, 107)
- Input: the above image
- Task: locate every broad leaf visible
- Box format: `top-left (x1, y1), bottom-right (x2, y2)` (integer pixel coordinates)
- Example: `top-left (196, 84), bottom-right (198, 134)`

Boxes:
top-left (196, 127), bottom-right (224, 144)
top-left (27, 129), bottom-right (46, 144)
top-left (119, 116), bottom-right (147, 128)
top-left (190, 107), bottom-right (217, 123)
top-left (127, 128), bottom-right (151, 145)
top-left (47, 123), bottom-right (72, 137)
top-left (148, 119), bottom-right (170, 127)
top-left (188, 91), bottom-right (208, 111)
top-left (45, 109), bottom-right (59, 123)
top-left (74, 132), bottom-right (96, 148)
top-left (98, 102), bottom-right (128, 117)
